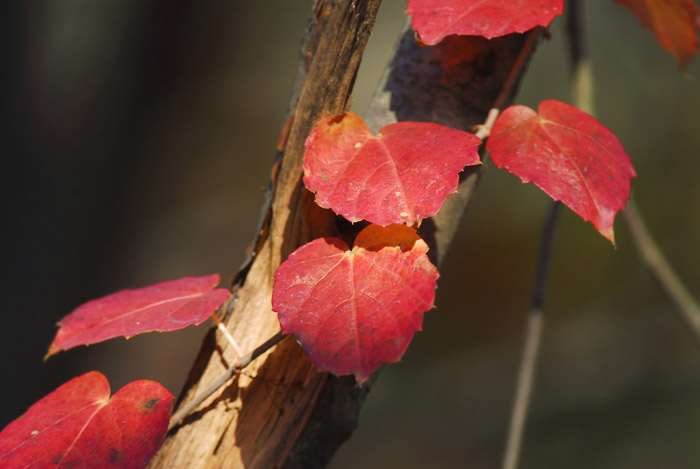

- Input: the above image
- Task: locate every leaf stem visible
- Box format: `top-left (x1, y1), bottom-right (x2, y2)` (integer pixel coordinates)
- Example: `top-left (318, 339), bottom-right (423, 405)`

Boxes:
top-left (493, 28), bottom-right (544, 112)
top-left (168, 330), bottom-right (286, 431)
top-left (473, 28), bottom-right (542, 142)
top-left (474, 108), bottom-right (500, 140)
top-left (502, 201), bottom-right (560, 469)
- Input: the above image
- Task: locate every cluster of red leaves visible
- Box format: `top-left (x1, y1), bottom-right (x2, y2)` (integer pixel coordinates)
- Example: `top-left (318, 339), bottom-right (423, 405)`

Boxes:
top-left (275, 98), bottom-right (636, 381)
top-left (275, 0), bottom-right (656, 382)
top-left (3, 0), bottom-right (696, 466)
top-left (274, 115), bottom-right (478, 381)
top-left (2, 276), bottom-right (229, 467)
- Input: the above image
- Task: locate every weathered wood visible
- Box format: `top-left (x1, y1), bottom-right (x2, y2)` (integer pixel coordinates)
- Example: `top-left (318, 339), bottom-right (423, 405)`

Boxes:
top-left (149, 1), bottom-right (381, 467)
top-left (150, 1), bottom-right (541, 465)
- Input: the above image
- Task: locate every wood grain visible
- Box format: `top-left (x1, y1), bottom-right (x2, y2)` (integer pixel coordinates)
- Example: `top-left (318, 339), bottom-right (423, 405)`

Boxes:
top-left (150, 1), bottom-right (380, 467)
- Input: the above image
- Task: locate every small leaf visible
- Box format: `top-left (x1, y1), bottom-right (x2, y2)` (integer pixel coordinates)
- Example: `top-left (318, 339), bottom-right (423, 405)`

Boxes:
top-left (0, 371), bottom-right (173, 468)
top-left (272, 224), bottom-right (439, 381)
top-left (616, 0), bottom-right (699, 67)
top-left (406, 0), bottom-right (564, 45)
top-left (47, 274), bottom-right (230, 357)
top-left (304, 112), bottom-right (481, 226)
top-left (486, 100), bottom-right (636, 243)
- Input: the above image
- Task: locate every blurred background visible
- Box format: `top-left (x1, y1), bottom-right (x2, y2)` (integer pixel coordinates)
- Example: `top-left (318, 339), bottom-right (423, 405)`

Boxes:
top-left (2, 1), bottom-right (700, 468)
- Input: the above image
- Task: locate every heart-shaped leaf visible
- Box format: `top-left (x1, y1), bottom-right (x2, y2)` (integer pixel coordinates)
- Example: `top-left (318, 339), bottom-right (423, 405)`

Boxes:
top-left (486, 100), bottom-right (636, 243)
top-left (0, 371), bottom-right (173, 468)
top-left (406, 0), bottom-right (564, 45)
top-left (304, 112), bottom-right (481, 226)
top-left (48, 274), bottom-right (230, 357)
top-left (616, 0), bottom-right (699, 67)
top-left (272, 224), bottom-right (439, 381)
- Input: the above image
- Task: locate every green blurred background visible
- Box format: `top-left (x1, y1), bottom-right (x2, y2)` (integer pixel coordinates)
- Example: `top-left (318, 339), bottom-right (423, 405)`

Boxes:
top-left (2, 1), bottom-right (700, 467)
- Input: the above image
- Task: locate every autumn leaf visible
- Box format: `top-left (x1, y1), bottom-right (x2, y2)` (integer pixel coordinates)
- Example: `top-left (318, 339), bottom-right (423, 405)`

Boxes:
top-left (486, 100), bottom-right (636, 244)
top-left (303, 112), bottom-right (481, 226)
top-left (616, 0), bottom-right (700, 67)
top-left (272, 224), bottom-right (439, 381)
top-left (406, 0), bottom-right (563, 45)
top-left (47, 274), bottom-right (230, 357)
top-left (0, 371), bottom-right (172, 468)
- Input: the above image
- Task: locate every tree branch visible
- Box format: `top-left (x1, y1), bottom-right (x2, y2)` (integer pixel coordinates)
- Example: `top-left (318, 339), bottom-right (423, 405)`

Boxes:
top-left (150, 3), bottom-right (382, 466)
top-left (150, 3), bottom-right (543, 467)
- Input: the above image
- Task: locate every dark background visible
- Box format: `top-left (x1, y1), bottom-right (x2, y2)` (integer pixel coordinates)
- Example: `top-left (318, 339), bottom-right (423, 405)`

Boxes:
top-left (2, 2), bottom-right (700, 468)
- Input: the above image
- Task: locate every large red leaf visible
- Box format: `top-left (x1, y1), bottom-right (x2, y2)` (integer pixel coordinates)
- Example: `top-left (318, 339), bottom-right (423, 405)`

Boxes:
top-left (47, 274), bottom-right (230, 357)
top-left (616, 0), bottom-right (699, 67)
top-left (486, 100), bottom-right (636, 243)
top-left (0, 371), bottom-right (173, 468)
top-left (303, 112), bottom-right (481, 226)
top-left (272, 224), bottom-right (439, 381)
top-left (406, 0), bottom-right (564, 44)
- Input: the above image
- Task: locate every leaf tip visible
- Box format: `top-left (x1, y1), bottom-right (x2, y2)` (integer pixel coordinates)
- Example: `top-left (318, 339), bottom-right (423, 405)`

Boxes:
top-left (354, 373), bottom-right (371, 384)
top-left (599, 226), bottom-right (616, 246)
top-left (45, 339), bottom-right (64, 360)
top-left (353, 365), bottom-right (380, 384)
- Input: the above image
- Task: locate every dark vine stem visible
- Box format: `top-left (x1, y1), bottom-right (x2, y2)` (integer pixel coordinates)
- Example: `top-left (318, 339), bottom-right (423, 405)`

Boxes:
top-left (502, 3), bottom-right (584, 468)
top-left (168, 330), bottom-right (286, 431)
top-left (502, 201), bottom-right (560, 469)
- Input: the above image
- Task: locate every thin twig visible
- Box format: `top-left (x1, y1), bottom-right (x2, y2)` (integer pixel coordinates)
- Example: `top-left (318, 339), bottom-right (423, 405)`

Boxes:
top-left (576, 0), bottom-right (700, 348)
top-left (474, 108), bottom-right (500, 140)
top-left (623, 200), bottom-right (700, 348)
top-left (210, 313), bottom-right (244, 358)
top-left (502, 201), bottom-right (560, 469)
top-left (235, 330), bottom-right (287, 370)
top-left (493, 29), bottom-right (543, 112)
top-left (168, 330), bottom-right (287, 431)
top-left (472, 28), bottom-right (541, 143)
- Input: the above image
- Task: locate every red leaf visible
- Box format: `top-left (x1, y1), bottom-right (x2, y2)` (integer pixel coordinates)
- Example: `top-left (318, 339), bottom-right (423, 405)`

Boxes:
top-left (486, 100), bottom-right (636, 243)
top-left (303, 112), bottom-right (481, 226)
top-left (406, 0), bottom-right (563, 44)
top-left (616, 0), bottom-right (700, 67)
top-left (48, 274), bottom-right (230, 357)
top-left (0, 371), bottom-right (173, 468)
top-left (272, 224), bottom-right (439, 381)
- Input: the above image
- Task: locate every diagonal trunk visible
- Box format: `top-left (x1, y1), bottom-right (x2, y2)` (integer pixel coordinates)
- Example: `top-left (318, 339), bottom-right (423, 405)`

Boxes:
top-left (149, 1), bottom-right (540, 467)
